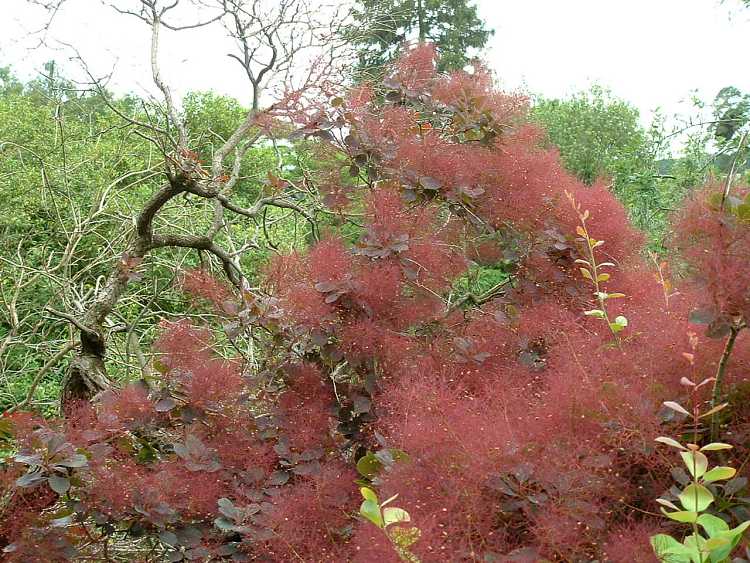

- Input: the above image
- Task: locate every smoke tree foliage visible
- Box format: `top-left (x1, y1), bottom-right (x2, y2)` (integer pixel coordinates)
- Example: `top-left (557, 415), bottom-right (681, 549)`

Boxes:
top-left (2, 44), bottom-right (750, 562)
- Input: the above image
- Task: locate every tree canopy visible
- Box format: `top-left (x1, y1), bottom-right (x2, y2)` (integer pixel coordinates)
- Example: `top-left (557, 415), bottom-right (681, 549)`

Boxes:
top-left (350, 0), bottom-right (493, 76)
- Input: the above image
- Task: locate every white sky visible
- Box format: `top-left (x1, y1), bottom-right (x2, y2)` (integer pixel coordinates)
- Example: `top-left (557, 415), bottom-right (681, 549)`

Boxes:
top-left (1, 0), bottom-right (749, 127)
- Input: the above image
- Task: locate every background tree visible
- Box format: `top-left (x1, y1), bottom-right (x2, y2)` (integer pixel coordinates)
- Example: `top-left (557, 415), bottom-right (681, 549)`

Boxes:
top-left (350, 0), bottom-right (493, 77)
top-left (531, 86), bottom-right (750, 243)
top-left (0, 0), bottom-right (351, 412)
top-left (531, 86), bottom-right (675, 236)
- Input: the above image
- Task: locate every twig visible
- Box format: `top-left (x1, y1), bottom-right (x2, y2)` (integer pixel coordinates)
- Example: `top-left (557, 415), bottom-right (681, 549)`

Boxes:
top-left (5, 341), bottom-right (76, 415)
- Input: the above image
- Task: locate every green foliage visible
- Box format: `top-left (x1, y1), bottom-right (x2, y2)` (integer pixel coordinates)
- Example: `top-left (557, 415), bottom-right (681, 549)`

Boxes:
top-left (567, 191), bottom-right (628, 339)
top-left (712, 87), bottom-right (750, 145)
top-left (532, 87), bottom-right (681, 238)
top-left (0, 65), bottom-right (317, 412)
top-left (359, 487), bottom-right (421, 562)
top-left (532, 86), bottom-right (649, 187)
top-left (652, 389), bottom-right (750, 562)
top-left (350, 0), bottom-right (493, 77)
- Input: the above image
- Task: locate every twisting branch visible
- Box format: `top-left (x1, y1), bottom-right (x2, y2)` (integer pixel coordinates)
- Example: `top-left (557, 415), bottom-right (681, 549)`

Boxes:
top-left (19, 0), bottom-right (344, 411)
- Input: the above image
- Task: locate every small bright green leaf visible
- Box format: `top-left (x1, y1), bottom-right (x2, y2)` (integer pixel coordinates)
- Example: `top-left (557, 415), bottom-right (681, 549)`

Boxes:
top-left (609, 315), bottom-right (628, 333)
top-left (360, 487), bottom-right (378, 503)
top-left (678, 483), bottom-right (713, 512)
top-left (702, 466), bottom-right (736, 482)
top-left (703, 536), bottom-right (730, 550)
top-left (661, 508), bottom-right (699, 523)
top-left (383, 507), bottom-right (411, 527)
top-left (698, 404), bottom-right (729, 419)
top-left (607, 292), bottom-right (626, 299)
top-left (649, 533), bottom-right (696, 561)
top-left (699, 441), bottom-right (733, 451)
top-left (736, 202), bottom-right (750, 222)
top-left (584, 309), bottom-right (606, 318)
top-left (664, 401), bottom-right (691, 417)
top-left (360, 499), bottom-right (383, 528)
top-left (579, 268), bottom-right (593, 280)
top-left (597, 273), bottom-right (610, 282)
top-left (697, 513), bottom-right (729, 537)
top-left (707, 521), bottom-right (750, 560)
top-left (655, 436), bottom-right (686, 450)
top-left (680, 450), bottom-right (708, 479)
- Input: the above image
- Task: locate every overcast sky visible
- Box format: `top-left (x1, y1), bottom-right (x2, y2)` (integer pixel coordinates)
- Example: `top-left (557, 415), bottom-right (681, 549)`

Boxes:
top-left (2, 0), bottom-right (749, 126)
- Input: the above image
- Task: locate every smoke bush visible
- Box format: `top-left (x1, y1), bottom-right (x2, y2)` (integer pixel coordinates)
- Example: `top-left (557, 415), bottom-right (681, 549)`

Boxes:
top-left (2, 45), bottom-right (750, 561)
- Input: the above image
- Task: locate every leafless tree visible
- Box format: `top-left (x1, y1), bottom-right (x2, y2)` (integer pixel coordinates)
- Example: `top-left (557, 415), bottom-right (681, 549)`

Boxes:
top-left (13, 0), bottom-right (354, 411)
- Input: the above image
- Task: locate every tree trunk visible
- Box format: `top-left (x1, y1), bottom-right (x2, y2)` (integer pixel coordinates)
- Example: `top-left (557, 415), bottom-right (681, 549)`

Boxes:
top-left (417, 0), bottom-right (426, 42)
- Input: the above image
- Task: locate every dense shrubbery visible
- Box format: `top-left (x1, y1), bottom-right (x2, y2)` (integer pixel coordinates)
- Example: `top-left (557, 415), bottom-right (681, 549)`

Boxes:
top-left (2, 46), bottom-right (750, 561)
top-left (0, 69), bottom-right (316, 413)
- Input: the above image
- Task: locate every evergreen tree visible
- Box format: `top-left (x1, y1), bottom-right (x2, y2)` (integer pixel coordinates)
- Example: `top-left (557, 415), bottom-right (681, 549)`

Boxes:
top-left (351, 0), bottom-right (493, 76)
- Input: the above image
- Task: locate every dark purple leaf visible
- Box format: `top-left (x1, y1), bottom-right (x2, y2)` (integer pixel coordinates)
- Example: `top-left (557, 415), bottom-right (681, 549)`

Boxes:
top-left (155, 396), bottom-right (177, 412)
top-left (48, 474), bottom-right (70, 495)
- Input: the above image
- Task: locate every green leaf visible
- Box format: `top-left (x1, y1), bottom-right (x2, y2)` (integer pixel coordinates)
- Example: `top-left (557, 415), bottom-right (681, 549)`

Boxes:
top-left (360, 499), bottom-right (383, 528)
top-left (680, 450), bottom-right (708, 479)
top-left (707, 521), bottom-right (750, 561)
top-left (610, 315), bottom-right (628, 333)
top-left (699, 404), bottom-right (729, 419)
top-left (661, 508), bottom-right (699, 523)
top-left (682, 534), bottom-right (707, 561)
top-left (697, 513), bottom-right (729, 538)
top-left (664, 401), bottom-right (691, 417)
top-left (655, 436), bottom-right (686, 450)
top-left (584, 309), bottom-right (606, 318)
top-left (703, 536), bottom-right (730, 550)
top-left (649, 533), bottom-right (695, 562)
top-left (383, 507), bottom-right (411, 527)
top-left (702, 466), bottom-right (736, 483)
top-left (360, 487), bottom-right (378, 503)
top-left (678, 483), bottom-right (713, 512)
top-left (579, 268), bottom-right (593, 280)
top-left (699, 441), bottom-right (733, 451)
top-left (356, 453), bottom-right (384, 478)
